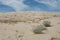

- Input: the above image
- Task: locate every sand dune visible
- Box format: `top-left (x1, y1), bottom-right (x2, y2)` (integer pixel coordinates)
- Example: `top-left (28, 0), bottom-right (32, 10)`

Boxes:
top-left (0, 12), bottom-right (60, 40)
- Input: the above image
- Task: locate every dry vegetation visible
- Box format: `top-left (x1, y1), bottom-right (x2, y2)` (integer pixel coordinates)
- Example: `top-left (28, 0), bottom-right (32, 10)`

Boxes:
top-left (0, 12), bottom-right (56, 23)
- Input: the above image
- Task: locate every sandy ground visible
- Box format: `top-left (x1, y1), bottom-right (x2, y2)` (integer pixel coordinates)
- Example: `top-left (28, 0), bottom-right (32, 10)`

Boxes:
top-left (0, 12), bottom-right (60, 40)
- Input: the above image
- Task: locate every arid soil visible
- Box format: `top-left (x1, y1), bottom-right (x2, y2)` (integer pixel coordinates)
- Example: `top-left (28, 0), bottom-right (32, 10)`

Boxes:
top-left (0, 12), bottom-right (60, 40)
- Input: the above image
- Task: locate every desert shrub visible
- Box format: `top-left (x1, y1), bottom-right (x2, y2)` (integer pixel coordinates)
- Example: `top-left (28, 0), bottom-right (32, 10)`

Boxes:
top-left (43, 21), bottom-right (51, 27)
top-left (51, 37), bottom-right (60, 40)
top-left (32, 25), bottom-right (47, 34)
top-left (53, 15), bottom-right (57, 17)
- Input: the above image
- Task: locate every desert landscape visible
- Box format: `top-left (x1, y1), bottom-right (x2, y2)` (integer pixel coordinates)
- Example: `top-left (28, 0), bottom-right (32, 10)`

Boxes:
top-left (0, 12), bottom-right (60, 40)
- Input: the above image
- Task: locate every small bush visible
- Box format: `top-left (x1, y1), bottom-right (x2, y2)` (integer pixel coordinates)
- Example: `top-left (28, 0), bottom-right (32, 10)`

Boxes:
top-left (43, 21), bottom-right (51, 27)
top-left (32, 25), bottom-right (47, 34)
top-left (51, 37), bottom-right (60, 40)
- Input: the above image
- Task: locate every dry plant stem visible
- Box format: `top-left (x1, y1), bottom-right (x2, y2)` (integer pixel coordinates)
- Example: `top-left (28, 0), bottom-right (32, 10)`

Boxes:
top-left (15, 30), bottom-right (24, 40)
top-left (15, 30), bottom-right (19, 40)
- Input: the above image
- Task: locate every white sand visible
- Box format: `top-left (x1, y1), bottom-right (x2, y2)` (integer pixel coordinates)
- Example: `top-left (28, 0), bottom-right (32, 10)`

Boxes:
top-left (0, 12), bottom-right (60, 40)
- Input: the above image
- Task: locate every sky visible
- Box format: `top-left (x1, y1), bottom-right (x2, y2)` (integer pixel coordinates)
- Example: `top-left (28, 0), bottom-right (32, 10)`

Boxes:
top-left (0, 0), bottom-right (60, 12)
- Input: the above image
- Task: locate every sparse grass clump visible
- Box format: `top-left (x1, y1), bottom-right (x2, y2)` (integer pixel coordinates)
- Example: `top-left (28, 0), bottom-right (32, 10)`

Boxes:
top-left (32, 25), bottom-right (47, 34)
top-left (43, 21), bottom-right (51, 27)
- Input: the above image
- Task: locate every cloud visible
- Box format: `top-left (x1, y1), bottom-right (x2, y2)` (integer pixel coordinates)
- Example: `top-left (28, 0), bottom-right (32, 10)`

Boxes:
top-left (0, 0), bottom-right (45, 11)
top-left (0, 0), bottom-right (29, 11)
top-left (0, 0), bottom-right (60, 12)
top-left (35, 0), bottom-right (60, 9)
top-left (23, 0), bottom-right (50, 11)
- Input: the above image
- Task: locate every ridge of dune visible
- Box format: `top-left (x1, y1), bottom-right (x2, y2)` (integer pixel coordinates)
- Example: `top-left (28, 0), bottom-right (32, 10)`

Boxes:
top-left (0, 12), bottom-right (59, 23)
